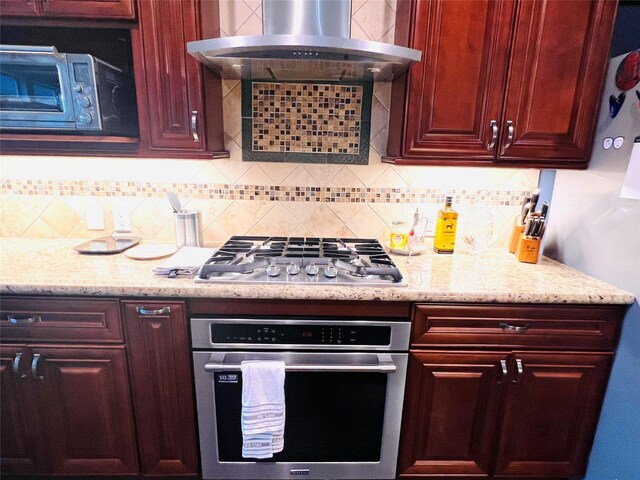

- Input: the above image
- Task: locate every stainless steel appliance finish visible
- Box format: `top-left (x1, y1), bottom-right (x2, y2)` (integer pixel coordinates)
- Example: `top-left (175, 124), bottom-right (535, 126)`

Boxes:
top-left (0, 45), bottom-right (137, 135)
top-left (187, 0), bottom-right (421, 81)
top-left (192, 317), bottom-right (410, 479)
top-left (194, 236), bottom-right (407, 286)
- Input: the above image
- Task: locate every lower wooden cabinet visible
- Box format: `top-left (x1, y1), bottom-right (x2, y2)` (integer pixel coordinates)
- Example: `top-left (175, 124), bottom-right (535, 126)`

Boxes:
top-left (399, 304), bottom-right (623, 479)
top-left (0, 345), bottom-right (44, 474)
top-left (122, 300), bottom-right (199, 476)
top-left (493, 352), bottom-right (612, 477)
top-left (0, 344), bottom-right (138, 475)
top-left (400, 350), bottom-right (612, 478)
top-left (399, 352), bottom-right (508, 476)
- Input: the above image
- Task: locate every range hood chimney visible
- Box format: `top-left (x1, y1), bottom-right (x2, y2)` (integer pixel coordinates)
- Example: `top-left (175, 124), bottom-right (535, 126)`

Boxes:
top-left (187, 0), bottom-right (422, 81)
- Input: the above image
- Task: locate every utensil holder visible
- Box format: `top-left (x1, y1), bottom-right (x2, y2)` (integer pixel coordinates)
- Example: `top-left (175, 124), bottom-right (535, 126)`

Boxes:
top-left (515, 234), bottom-right (541, 264)
top-left (174, 210), bottom-right (203, 248)
top-left (508, 216), bottom-right (525, 253)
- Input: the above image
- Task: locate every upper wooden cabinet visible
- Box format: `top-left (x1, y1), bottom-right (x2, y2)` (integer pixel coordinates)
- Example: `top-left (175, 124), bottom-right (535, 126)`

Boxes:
top-left (0, 0), bottom-right (135, 19)
top-left (0, 0), bottom-right (227, 159)
top-left (132, 0), bottom-right (226, 158)
top-left (387, 0), bottom-right (618, 169)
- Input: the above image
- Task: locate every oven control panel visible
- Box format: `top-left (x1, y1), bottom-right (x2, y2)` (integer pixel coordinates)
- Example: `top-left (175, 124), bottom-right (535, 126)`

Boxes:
top-left (210, 323), bottom-right (391, 346)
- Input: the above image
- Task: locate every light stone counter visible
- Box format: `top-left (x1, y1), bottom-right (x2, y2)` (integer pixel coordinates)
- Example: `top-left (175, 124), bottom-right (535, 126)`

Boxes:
top-left (0, 238), bottom-right (634, 304)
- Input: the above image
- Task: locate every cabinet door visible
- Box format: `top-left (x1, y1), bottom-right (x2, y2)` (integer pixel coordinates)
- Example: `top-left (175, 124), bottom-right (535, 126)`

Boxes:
top-left (122, 301), bottom-right (198, 475)
top-left (32, 345), bottom-right (138, 475)
top-left (494, 352), bottom-right (612, 477)
top-left (397, 351), bottom-right (508, 477)
top-left (498, 0), bottom-right (617, 166)
top-left (0, 0), bottom-right (39, 16)
top-left (38, 0), bottom-right (135, 19)
top-left (402, 0), bottom-right (514, 162)
top-left (134, 0), bottom-right (206, 152)
top-left (0, 346), bottom-right (47, 474)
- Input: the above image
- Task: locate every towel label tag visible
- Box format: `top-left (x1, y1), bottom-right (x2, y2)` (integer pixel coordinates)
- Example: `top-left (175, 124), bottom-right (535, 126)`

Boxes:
top-left (290, 469), bottom-right (310, 476)
top-left (217, 373), bottom-right (239, 383)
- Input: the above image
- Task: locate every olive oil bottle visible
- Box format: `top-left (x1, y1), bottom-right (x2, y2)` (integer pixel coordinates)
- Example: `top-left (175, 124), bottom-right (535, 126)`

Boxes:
top-left (433, 196), bottom-right (458, 254)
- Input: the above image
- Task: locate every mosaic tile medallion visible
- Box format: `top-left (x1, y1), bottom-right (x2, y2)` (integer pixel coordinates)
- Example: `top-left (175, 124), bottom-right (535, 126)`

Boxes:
top-left (242, 80), bottom-right (372, 164)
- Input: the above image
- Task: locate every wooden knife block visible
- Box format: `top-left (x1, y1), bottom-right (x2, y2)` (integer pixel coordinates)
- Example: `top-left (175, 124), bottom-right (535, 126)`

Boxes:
top-left (515, 234), bottom-right (541, 264)
top-left (508, 216), bottom-right (525, 253)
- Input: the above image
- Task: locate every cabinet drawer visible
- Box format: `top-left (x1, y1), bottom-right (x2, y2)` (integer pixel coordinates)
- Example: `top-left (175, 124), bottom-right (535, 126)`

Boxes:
top-left (412, 304), bottom-right (625, 350)
top-left (0, 297), bottom-right (122, 343)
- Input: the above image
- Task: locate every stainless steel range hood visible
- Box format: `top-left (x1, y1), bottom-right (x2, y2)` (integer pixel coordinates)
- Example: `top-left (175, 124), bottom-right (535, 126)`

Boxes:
top-left (187, 0), bottom-right (422, 81)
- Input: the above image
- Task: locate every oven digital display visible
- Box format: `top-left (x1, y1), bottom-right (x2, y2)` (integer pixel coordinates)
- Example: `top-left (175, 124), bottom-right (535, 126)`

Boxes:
top-left (210, 323), bottom-right (391, 346)
top-left (72, 62), bottom-right (91, 83)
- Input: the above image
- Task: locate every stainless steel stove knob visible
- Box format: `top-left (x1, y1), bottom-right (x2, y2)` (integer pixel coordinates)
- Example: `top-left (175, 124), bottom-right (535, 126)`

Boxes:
top-left (286, 262), bottom-right (300, 275)
top-left (323, 264), bottom-right (338, 278)
top-left (266, 264), bottom-right (281, 277)
top-left (305, 262), bottom-right (319, 276)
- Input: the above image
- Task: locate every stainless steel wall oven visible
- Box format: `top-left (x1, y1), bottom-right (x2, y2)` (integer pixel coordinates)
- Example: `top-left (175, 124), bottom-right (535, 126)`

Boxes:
top-left (191, 316), bottom-right (410, 480)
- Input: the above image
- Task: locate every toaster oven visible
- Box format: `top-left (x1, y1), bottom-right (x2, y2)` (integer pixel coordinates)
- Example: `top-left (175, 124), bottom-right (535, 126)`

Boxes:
top-left (0, 45), bottom-right (137, 136)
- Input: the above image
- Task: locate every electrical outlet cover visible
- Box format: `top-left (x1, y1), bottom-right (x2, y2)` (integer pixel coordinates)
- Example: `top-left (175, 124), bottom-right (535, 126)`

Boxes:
top-left (113, 207), bottom-right (132, 232)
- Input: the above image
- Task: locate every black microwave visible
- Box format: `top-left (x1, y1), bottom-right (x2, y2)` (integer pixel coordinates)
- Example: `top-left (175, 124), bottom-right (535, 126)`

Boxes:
top-left (0, 45), bottom-right (138, 136)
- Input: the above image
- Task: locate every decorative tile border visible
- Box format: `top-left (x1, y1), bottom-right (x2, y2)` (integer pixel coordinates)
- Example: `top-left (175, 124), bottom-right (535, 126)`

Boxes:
top-left (1, 178), bottom-right (528, 206)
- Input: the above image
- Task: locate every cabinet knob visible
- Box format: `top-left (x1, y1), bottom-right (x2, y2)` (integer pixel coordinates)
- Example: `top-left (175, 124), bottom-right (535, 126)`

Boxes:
top-left (12, 352), bottom-right (27, 380)
top-left (191, 111), bottom-right (200, 142)
top-left (487, 120), bottom-right (498, 150)
top-left (7, 314), bottom-right (41, 325)
top-left (504, 120), bottom-right (514, 149)
top-left (136, 306), bottom-right (171, 315)
top-left (31, 353), bottom-right (44, 381)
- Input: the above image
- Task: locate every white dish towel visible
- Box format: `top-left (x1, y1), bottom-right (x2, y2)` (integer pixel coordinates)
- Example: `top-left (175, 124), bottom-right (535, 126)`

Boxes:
top-left (240, 360), bottom-right (286, 459)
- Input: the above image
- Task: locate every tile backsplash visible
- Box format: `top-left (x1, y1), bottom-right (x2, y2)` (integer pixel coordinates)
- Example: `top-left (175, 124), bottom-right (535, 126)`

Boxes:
top-left (0, 0), bottom-right (540, 248)
top-left (244, 81), bottom-right (371, 164)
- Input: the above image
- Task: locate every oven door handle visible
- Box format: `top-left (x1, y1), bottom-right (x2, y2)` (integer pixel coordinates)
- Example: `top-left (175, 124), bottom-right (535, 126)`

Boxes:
top-left (204, 354), bottom-right (397, 373)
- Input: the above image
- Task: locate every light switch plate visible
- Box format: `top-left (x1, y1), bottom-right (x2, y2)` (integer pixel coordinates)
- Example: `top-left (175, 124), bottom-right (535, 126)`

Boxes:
top-left (86, 203), bottom-right (104, 230)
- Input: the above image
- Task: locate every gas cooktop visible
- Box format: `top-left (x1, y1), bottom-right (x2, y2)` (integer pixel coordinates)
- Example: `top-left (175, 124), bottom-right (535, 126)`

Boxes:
top-left (195, 236), bottom-right (406, 286)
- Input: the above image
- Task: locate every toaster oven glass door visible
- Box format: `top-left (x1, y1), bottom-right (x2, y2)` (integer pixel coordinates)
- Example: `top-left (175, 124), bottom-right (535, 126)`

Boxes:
top-left (0, 46), bottom-right (77, 130)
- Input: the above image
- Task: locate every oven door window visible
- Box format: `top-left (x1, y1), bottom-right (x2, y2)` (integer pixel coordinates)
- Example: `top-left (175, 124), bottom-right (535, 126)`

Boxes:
top-left (0, 65), bottom-right (64, 112)
top-left (214, 371), bottom-right (387, 462)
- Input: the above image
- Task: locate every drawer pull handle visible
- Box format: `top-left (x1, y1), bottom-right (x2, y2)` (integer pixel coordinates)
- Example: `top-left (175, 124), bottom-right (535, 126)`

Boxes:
top-left (512, 358), bottom-right (523, 384)
top-left (7, 314), bottom-right (42, 325)
top-left (191, 111), bottom-right (199, 142)
top-left (13, 352), bottom-right (27, 380)
top-left (497, 359), bottom-right (508, 385)
top-left (31, 354), bottom-right (44, 381)
top-left (136, 306), bottom-right (171, 315)
top-left (487, 119), bottom-right (498, 150)
top-left (504, 120), bottom-right (514, 149)
top-left (500, 322), bottom-right (530, 332)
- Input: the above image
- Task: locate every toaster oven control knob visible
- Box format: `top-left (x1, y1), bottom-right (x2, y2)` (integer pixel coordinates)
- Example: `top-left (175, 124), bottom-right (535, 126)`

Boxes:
top-left (323, 264), bottom-right (338, 278)
top-left (266, 264), bottom-right (281, 277)
top-left (73, 84), bottom-right (83, 93)
top-left (286, 262), bottom-right (300, 275)
top-left (305, 263), bottom-right (319, 276)
top-left (77, 112), bottom-right (93, 124)
top-left (78, 96), bottom-right (91, 108)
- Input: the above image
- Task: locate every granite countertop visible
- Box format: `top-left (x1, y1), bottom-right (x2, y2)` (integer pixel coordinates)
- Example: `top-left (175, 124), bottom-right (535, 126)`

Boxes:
top-left (0, 238), bottom-right (634, 304)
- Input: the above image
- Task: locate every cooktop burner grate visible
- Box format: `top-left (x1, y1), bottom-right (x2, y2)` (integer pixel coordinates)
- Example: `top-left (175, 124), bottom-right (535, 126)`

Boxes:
top-left (195, 236), bottom-right (405, 286)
